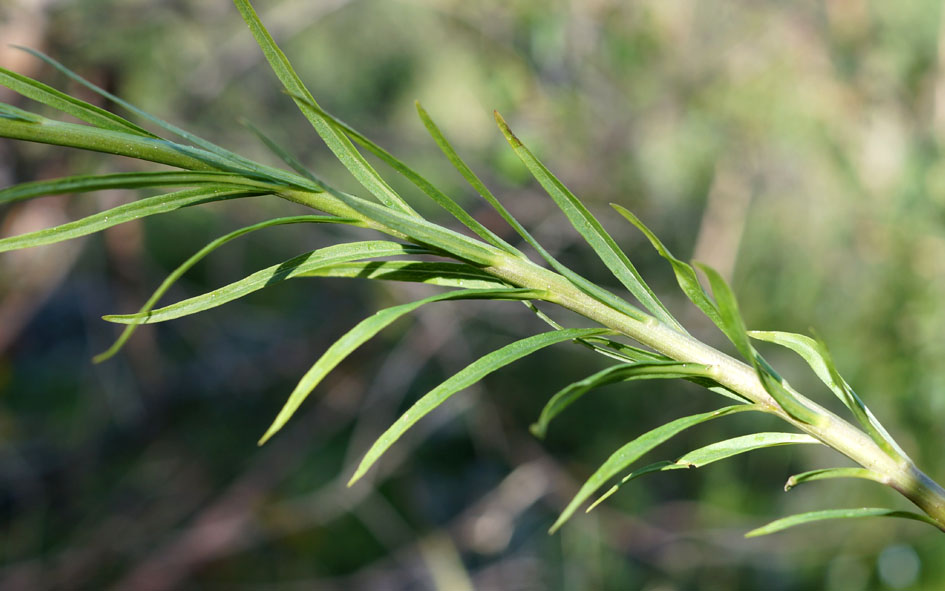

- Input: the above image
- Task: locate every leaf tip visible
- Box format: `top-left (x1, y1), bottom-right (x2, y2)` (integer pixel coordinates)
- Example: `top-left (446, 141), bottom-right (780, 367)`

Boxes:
top-left (493, 111), bottom-right (521, 147)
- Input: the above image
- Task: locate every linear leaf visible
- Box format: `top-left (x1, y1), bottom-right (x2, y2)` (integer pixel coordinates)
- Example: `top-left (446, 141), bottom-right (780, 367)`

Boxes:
top-left (232, 0), bottom-right (417, 216)
top-left (0, 171), bottom-right (274, 206)
top-left (745, 508), bottom-right (942, 537)
top-left (0, 103), bottom-right (44, 122)
top-left (550, 404), bottom-right (759, 533)
top-left (239, 116), bottom-right (321, 183)
top-left (103, 241), bottom-right (435, 324)
top-left (586, 461), bottom-right (688, 512)
top-left (696, 263), bottom-right (821, 426)
top-left (349, 327), bottom-right (612, 485)
top-left (260, 287), bottom-right (546, 445)
top-left (611, 204), bottom-right (722, 327)
top-left (95, 215), bottom-right (357, 363)
top-left (784, 467), bottom-right (887, 492)
top-left (0, 65), bottom-right (155, 136)
top-left (328, 189), bottom-right (499, 266)
top-left (289, 95), bottom-right (520, 255)
top-left (0, 187), bottom-right (261, 252)
top-left (589, 433), bottom-right (815, 513)
top-left (300, 261), bottom-right (510, 289)
top-left (416, 103), bottom-right (650, 323)
top-left (748, 330), bottom-right (905, 459)
top-left (494, 112), bottom-right (681, 331)
top-left (531, 362), bottom-right (715, 439)
top-left (676, 432), bottom-right (819, 468)
top-left (14, 46), bottom-right (319, 191)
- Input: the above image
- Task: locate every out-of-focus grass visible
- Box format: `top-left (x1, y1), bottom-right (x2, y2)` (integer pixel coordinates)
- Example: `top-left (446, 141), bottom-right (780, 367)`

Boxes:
top-left (1, 1), bottom-right (944, 589)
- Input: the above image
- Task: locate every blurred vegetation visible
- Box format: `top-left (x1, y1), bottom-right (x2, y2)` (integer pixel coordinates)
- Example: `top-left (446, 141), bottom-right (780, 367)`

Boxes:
top-left (2, 0), bottom-right (945, 589)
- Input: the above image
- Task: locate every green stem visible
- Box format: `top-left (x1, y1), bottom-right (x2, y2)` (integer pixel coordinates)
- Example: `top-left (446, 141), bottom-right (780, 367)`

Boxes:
top-left (280, 187), bottom-right (945, 530)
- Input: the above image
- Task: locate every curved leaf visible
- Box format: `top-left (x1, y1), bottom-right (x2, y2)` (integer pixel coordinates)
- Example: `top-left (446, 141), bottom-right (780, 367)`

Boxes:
top-left (696, 264), bottom-right (821, 426)
top-left (259, 287), bottom-right (547, 445)
top-left (494, 112), bottom-right (681, 331)
top-left (611, 204), bottom-right (722, 327)
top-left (232, 0), bottom-right (417, 216)
top-left (289, 95), bottom-right (519, 256)
top-left (748, 330), bottom-right (905, 459)
top-left (549, 404), bottom-right (759, 533)
top-left (0, 65), bottom-right (154, 136)
top-left (95, 214), bottom-right (357, 362)
top-left (103, 241), bottom-right (435, 324)
top-left (589, 432), bottom-right (817, 512)
top-left (746, 508), bottom-right (942, 537)
top-left (0, 171), bottom-right (273, 206)
top-left (417, 103), bottom-right (650, 323)
top-left (784, 467), bottom-right (887, 492)
top-left (0, 186), bottom-right (262, 252)
top-left (14, 46), bottom-right (320, 191)
top-left (349, 327), bottom-right (612, 485)
top-left (301, 260), bottom-right (510, 289)
top-left (531, 362), bottom-right (715, 439)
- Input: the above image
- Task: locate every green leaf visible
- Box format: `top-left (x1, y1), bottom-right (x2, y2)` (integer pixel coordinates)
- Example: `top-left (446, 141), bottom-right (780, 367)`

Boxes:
top-left (349, 327), bottom-right (612, 485)
top-left (103, 241), bottom-right (435, 325)
top-left (0, 171), bottom-right (274, 206)
top-left (239, 116), bottom-right (321, 183)
top-left (531, 362), bottom-right (715, 439)
top-left (289, 95), bottom-right (520, 256)
top-left (549, 404), bottom-right (759, 533)
top-left (13, 46), bottom-right (318, 191)
top-left (300, 260), bottom-right (511, 289)
top-left (676, 432), bottom-right (820, 467)
top-left (260, 287), bottom-right (547, 445)
top-left (745, 508), bottom-right (942, 537)
top-left (748, 330), bottom-right (905, 459)
top-left (696, 263), bottom-right (821, 426)
top-left (416, 103), bottom-right (650, 323)
top-left (95, 214), bottom-right (357, 363)
top-left (0, 186), bottom-right (262, 253)
top-left (494, 112), bottom-right (681, 331)
top-left (585, 461), bottom-right (688, 512)
top-left (232, 0), bottom-right (418, 216)
top-left (588, 432), bottom-right (816, 513)
top-left (327, 189), bottom-right (499, 266)
top-left (784, 467), bottom-right (886, 492)
top-left (611, 204), bottom-right (722, 327)
top-left (0, 64), bottom-right (155, 136)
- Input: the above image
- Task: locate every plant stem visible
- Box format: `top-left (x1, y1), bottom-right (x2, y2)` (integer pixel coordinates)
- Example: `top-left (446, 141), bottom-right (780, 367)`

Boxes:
top-left (280, 186), bottom-right (945, 530)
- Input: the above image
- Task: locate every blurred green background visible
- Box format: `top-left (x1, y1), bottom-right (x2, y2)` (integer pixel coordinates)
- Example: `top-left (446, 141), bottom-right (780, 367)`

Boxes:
top-left (2, 0), bottom-right (945, 589)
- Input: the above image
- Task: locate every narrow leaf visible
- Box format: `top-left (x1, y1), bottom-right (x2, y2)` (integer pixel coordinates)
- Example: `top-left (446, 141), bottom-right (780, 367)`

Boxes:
top-left (0, 65), bottom-right (155, 136)
top-left (260, 287), bottom-right (547, 445)
top-left (0, 171), bottom-right (274, 206)
top-left (416, 103), bottom-right (650, 323)
top-left (588, 432), bottom-right (815, 512)
top-left (531, 362), bottom-right (715, 439)
top-left (300, 260), bottom-right (511, 289)
top-left (611, 204), bottom-right (722, 327)
top-left (494, 111), bottom-right (682, 331)
top-left (587, 461), bottom-right (688, 512)
top-left (103, 241), bottom-right (435, 324)
top-left (289, 95), bottom-right (520, 255)
top-left (748, 330), bottom-right (905, 459)
top-left (232, 0), bottom-right (418, 216)
top-left (349, 327), bottom-right (612, 485)
top-left (550, 404), bottom-right (759, 533)
top-left (696, 263), bottom-right (821, 426)
top-left (0, 187), bottom-right (261, 252)
top-left (239, 116), bottom-right (321, 182)
top-left (327, 189), bottom-right (499, 266)
top-left (14, 46), bottom-right (319, 191)
top-left (674, 432), bottom-right (820, 468)
top-left (95, 214), bottom-right (357, 362)
top-left (746, 508), bottom-right (942, 537)
top-left (784, 467), bottom-right (887, 492)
